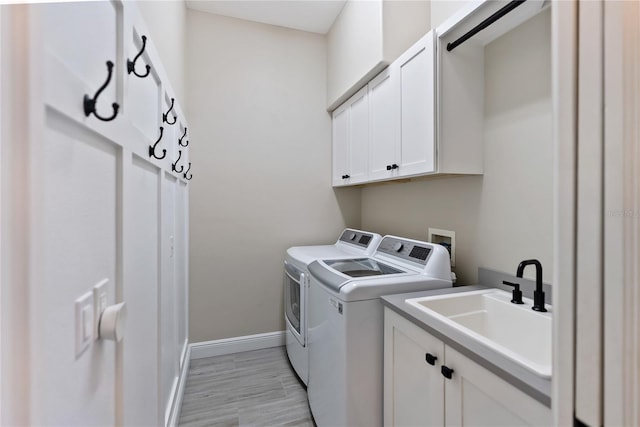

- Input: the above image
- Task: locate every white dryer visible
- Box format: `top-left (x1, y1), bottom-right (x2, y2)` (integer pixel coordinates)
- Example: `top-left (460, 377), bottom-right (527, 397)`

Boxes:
top-left (307, 236), bottom-right (453, 426)
top-left (284, 229), bottom-right (382, 386)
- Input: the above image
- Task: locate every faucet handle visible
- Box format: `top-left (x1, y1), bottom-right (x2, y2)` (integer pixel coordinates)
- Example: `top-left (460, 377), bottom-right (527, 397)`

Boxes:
top-left (503, 281), bottom-right (524, 304)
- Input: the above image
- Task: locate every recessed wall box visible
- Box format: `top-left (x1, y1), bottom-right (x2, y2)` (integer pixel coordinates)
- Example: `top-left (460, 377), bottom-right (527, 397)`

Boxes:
top-left (428, 228), bottom-right (456, 267)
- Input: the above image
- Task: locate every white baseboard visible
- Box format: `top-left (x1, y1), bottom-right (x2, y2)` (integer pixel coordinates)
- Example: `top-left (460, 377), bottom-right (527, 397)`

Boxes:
top-left (190, 331), bottom-right (286, 360)
top-left (167, 343), bottom-right (191, 427)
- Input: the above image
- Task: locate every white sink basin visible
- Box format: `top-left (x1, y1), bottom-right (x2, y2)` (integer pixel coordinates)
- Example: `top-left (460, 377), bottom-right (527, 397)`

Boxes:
top-left (406, 289), bottom-right (552, 378)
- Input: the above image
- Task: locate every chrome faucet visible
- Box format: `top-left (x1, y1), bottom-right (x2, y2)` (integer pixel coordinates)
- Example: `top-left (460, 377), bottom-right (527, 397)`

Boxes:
top-left (516, 259), bottom-right (547, 312)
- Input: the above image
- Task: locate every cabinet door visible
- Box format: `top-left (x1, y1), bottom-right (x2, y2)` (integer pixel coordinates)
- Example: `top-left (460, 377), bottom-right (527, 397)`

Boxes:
top-left (444, 347), bottom-right (551, 426)
top-left (332, 103), bottom-right (350, 186)
top-left (347, 86), bottom-right (370, 184)
top-left (397, 31), bottom-right (436, 177)
top-left (369, 67), bottom-right (400, 181)
top-left (384, 309), bottom-right (445, 427)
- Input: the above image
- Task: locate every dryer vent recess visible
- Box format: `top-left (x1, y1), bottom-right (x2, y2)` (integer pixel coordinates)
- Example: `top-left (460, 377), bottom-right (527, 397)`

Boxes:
top-left (428, 228), bottom-right (455, 267)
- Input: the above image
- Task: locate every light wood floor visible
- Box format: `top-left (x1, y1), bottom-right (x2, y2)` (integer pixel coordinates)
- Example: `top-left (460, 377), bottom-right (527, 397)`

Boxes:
top-left (178, 346), bottom-right (315, 427)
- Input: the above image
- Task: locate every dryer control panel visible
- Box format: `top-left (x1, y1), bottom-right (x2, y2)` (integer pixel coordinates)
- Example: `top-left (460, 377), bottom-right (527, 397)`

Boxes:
top-left (338, 229), bottom-right (377, 249)
top-left (376, 237), bottom-right (433, 266)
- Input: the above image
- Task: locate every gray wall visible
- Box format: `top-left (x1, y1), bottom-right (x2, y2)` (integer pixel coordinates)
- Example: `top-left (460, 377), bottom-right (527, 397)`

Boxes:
top-left (186, 10), bottom-right (361, 342)
top-left (362, 9), bottom-right (553, 284)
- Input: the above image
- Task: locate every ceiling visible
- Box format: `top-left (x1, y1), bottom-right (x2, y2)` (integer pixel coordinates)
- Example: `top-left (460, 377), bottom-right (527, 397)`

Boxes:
top-left (185, 0), bottom-right (347, 34)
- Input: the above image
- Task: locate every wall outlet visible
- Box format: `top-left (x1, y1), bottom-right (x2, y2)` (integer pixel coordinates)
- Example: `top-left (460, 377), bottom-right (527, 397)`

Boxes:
top-left (93, 279), bottom-right (108, 340)
top-left (428, 228), bottom-right (456, 267)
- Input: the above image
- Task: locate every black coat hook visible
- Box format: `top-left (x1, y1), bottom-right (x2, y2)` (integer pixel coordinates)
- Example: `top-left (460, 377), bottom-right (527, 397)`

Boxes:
top-left (172, 150), bottom-right (184, 173)
top-left (178, 127), bottom-right (189, 147)
top-left (83, 61), bottom-right (119, 122)
top-left (149, 127), bottom-right (167, 160)
top-left (163, 98), bottom-right (177, 125)
top-left (183, 163), bottom-right (192, 181)
top-left (127, 35), bottom-right (151, 78)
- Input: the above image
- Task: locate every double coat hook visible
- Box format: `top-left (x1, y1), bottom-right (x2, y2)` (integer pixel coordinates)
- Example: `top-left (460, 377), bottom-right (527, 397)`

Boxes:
top-left (178, 128), bottom-right (189, 147)
top-left (149, 127), bottom-right (167, 160)
top-left (172, 150), bottom-right (184, 173)
top-left (163, 98), bottom-right (177, 125)
top-left (183, 163), bottom-right (192, 181)
top-left (84, 61), bottom-right (119, 122)
top-left (127, 34), bottom-right (151, 78)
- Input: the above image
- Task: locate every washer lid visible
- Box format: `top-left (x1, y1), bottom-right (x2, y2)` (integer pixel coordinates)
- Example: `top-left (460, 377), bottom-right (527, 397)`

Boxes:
top-left (323, 258), bottom-right (403, 278)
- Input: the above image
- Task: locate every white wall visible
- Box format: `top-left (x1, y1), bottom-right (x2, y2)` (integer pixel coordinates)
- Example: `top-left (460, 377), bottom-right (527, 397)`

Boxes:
top-left (327, 0), bottom-right (383, 109)
top-left (136, 0), bottom-right (186, 102)
top-left (186, 10), bottom-right (361, 342)
top-left (327, 0), bottom-right (430, 110)
top-left (430, 0), bottom-right (468, 29)
top-left (383, 0), bottom-right (431, 62)
top-left (362, 9), bottom-right (553, 284)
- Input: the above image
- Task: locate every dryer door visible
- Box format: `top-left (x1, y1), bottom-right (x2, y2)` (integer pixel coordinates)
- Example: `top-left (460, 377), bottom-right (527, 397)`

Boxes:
top-left (284, 261), bottom-right (305, 346)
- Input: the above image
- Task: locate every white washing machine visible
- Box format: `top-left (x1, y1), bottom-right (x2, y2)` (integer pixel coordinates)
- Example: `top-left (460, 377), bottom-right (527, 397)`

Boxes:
top-left (307, 236), bottom-right (453, 426)
top-left (284, 229), bottom-right (382, 386)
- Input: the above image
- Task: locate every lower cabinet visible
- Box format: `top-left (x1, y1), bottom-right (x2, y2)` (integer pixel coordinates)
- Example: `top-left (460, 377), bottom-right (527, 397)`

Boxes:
top-left (383, 308), bottom-right (551, 426)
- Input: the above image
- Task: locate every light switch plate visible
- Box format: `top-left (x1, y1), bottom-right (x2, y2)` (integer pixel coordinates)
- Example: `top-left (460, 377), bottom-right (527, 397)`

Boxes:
top-left (75, 291), bottom-right (93, 358)
top-left (93, 279), bottom-right (108, 340)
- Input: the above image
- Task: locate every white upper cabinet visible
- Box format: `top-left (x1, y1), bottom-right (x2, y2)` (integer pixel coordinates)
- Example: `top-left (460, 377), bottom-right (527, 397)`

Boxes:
top-left (331, 30), bottom-right (442, 187)
top-left (398, 31), bottom-right (436, 177)
top-left (332, 86), bottom-right (369, 186)
top-left (369, 67), bottom-right (399, 181)
top-left (331, 0), bottom-right (550, 187)
top-left (368, 31), bottom-right (436, 182)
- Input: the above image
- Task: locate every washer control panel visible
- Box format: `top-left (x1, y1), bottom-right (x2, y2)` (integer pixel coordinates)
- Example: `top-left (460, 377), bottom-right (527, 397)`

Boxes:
top-left (338, 229), bottom-right (375, 249)
top-left (376, 236), bottom-right (432, 266)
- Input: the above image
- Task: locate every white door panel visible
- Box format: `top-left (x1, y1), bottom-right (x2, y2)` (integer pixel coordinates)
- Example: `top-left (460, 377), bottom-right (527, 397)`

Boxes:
top-left (175, 181), bottom-right (189, 366)
top-left (122, 153), bottom-right (160, 426)
top-left (33, 112), bottom-right (118, 425)
top-left (574, 2), bottom-right (604, 425)
top-left (160, 174), bottom-right (178, 425)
